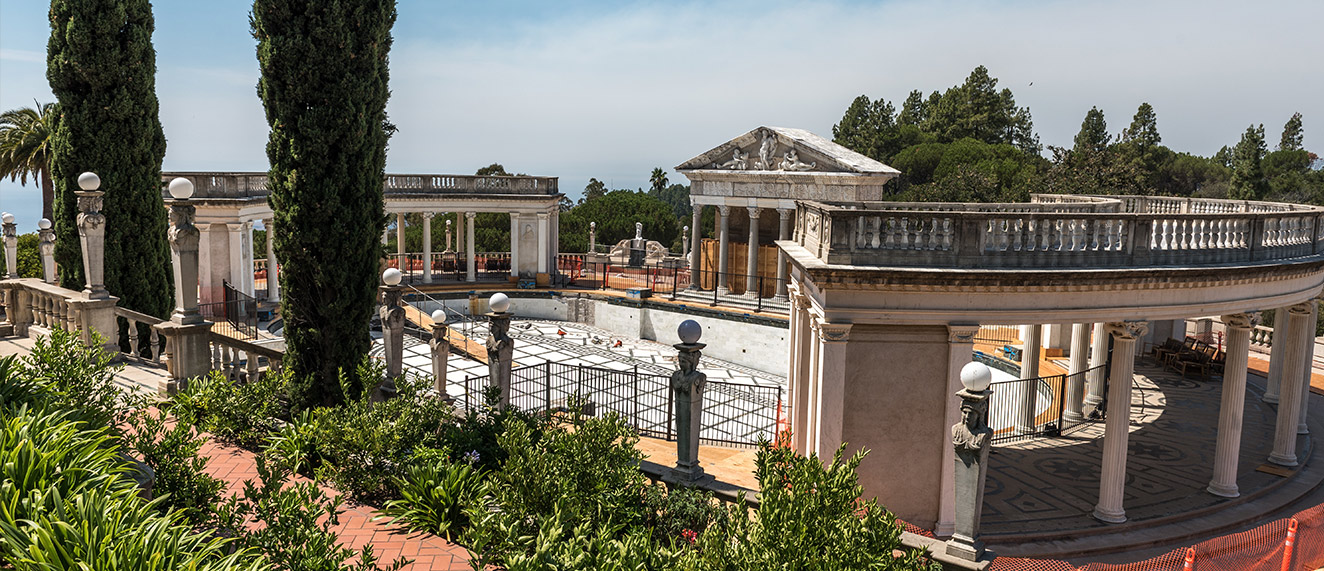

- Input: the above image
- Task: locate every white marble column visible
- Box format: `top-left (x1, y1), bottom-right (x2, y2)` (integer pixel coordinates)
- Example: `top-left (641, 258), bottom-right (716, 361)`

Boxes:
top-left (1065, 323), bottom-right (1090, 422)
top-left (509, 213), bottom-right (520, 279)
top-left (744, 207), bottom-right (761, 297)
top-left (263, 218), bottom-right (280, 302)
top-left (242, 220), bottom-right (256, 296)
top-left (227, 223), bottom-right (244, 292)
top-left (1017, 324), bottom-right (1043, 434)
top-left (774, 208), bottom-right (792, 301)
top-left (804, 318), bottom-right (823, 454)
top-left (938, 324), bottom-right (980, 538)
top-left (537, 212), bottom-right (549, 275)
top-left (689, 204), bottom-right (703, 286)
top-left (1094, 321), bottom-right (1147, 523)
top-left (1265, 307), bottom-right (1288, 403)
top-left (422, 213), bottom-right (434, 284)
top-left (1085, 322), bottom-right (1108, 410)
top-left (812, 319), bottom-right (851, 457)
top-left (465, 212), bottom-right (476, 283)
top-left (1270, 302), bottom-right (1313, 466)
top-left (198, 223), bottom-right (214, 305)
top-left (1299, 301), bottom-right (1317, 435)
top-left (787, 289), bottom-right (811, 453)
top-left (716, 205), bottom-right (730, 296)
top-left (396, 212), bottom-right (406, 257)
top-left (1209, 313), bottom-right (1256, 498)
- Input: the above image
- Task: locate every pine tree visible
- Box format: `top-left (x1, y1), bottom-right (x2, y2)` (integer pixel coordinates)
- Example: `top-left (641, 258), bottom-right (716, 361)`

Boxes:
top-left (1229, 124), bottom-right (1269, 200)
top-left (897, 90), bottom-right (927, 126)
top-left (1073, 107), bottom-right (1110, 154)
top-left (1122, 103), bottom-right (1161, 151)
top-left (832, 95), bottom-right (895, 161)
top-left (47, 0), bottom-right (171, 319)
top-left (1280, 112), bottom-right (1304, 152)
top-left (254, 0), bottom-right (397, 408)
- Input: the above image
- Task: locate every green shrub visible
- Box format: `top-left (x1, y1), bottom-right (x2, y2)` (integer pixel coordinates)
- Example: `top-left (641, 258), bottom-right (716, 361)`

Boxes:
top-left (641, 483), bottom-right (728, 547)
top-left (0, 232), bottom-right (42, 278)
top-left (124, 406), bottom-right (225, 527)
top-left (173, 369), bottom-right (290, 448)
top-left (18, 327), bottom-right (131, 428)
top-left (440, 385), bottom-right (550, 472)
top-left (379, 460), bottom-right (483, 541)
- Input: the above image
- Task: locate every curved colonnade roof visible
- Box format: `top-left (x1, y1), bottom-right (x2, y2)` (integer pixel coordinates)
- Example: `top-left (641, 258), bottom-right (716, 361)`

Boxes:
top-left (782, 194), bottom-right (1324, 324)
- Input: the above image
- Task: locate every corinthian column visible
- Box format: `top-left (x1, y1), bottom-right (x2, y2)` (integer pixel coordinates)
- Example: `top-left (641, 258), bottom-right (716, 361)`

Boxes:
top-left (744, 206), bottom-right (761, 297)
top-left (1208, 312), bottom-right (1257, 497)
top-left (1270, 302), bottom-right (1313, 466)
top-left (1094, 320), bottom-right (1147, 524)
top-left (716, 206), bottom-right (730, 296)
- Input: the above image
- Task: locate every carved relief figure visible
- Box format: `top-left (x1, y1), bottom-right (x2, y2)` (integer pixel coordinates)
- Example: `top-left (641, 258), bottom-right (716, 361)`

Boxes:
top-left (756, 130), bottom-right (778, 170)
top-left (486, 316), bottom-right (512, 363)
top-left (713, 148), bottom-right (749, 170)
top-left (778, 148), bottom-right (817, 171)
top-left (635, 221), bottom-right (644, 241)
top-left (952, 398), bottom-right (992, 457)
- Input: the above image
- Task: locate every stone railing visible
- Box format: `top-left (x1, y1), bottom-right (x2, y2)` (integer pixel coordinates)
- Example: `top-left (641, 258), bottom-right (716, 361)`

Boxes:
top-left (209, 332), bottom-right (284, 384)
top-left (161, 172), bottom-right (560, 200)
top-left (3, 279), bottom-right (80, 335)
top-left (796, 196), bottom-right (1324, 269)
top-left (114, 307), bottom-right (167, 366)
top-left (1251, 325), bottom-right (1274, 349)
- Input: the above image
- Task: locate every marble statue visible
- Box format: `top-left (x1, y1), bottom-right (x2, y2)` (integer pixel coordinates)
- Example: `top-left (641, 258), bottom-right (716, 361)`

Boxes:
top-left (778, 148), bottom-right (817, 171)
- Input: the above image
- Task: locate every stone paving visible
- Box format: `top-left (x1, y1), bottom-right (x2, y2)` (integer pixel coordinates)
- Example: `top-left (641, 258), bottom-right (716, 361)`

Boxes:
top-left (983, 360), bottom-right (1284, 538)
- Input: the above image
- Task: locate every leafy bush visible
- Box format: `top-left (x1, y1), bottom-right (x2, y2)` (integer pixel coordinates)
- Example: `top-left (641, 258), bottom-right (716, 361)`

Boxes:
top-left (379, 459), bottom-right (483, 541)
top-left (173, 369), bottom-right (290, 448)
top-left (0, 232), bottom-right (42, 278)
top-left (124, 406), bottom-right (225, 527)
top-left (18, 327), bottom-right (131, 428)
top-left (439, 384), bottom-right (550, 472)
top-left (641, 483), bottom-right (728, 547)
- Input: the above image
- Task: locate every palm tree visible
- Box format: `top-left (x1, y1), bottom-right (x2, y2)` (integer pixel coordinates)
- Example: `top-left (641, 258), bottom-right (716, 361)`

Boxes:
top-left (649, 167), bottom-right (668, 194)
top-left (0, 102), bottom-right (58, 220)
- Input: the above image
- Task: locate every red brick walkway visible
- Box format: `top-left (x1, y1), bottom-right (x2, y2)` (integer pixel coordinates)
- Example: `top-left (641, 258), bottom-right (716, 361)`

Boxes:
top-left (199, 439), bottom-right (472, 570)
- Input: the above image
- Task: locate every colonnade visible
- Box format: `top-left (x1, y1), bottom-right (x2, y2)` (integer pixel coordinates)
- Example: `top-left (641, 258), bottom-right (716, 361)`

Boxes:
top-left (384, 209), bottom-right (559, 284)
top-left (688, 202), bottom-right (793, 299)
top-left (198, 219), bottom-right (270, 305)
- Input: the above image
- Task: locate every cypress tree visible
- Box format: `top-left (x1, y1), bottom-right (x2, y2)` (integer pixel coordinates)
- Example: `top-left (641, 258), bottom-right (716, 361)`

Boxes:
top-left (253, 0), bottom-right (397, 408)
top-left (1073, 107), bottom-right (1110, 154)
top-left (47, 0), bottom-right (171, 319)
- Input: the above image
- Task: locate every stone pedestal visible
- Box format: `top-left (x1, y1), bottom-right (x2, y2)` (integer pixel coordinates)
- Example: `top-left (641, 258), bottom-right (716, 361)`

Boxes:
top-left (2, 218), bottom-right (16, 279)
top-left (378, 284), bottom-right (405, 400)
top-left (38, 226), bottom-right (55, 284)
top-left (155, 321), bottom-right (214, 394)
top-left (946, 384), bottom-right (992, 562)
top-left (628, 238), bottom-right (646, 268)
top-left (431, 320), bottom-right (452, 402)
top-left (66, 295), bottom-right (120, 355)
top-left (671, 341), bottom-right (708, 483)
top-left (75, 190), bottom-right (109, 299)
top-left (486, 311), bottom-right (514, 409)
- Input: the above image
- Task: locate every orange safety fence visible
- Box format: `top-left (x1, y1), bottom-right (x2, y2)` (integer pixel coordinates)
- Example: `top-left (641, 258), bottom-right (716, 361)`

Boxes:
top-left (987, 501), bottom-right (1324, 571)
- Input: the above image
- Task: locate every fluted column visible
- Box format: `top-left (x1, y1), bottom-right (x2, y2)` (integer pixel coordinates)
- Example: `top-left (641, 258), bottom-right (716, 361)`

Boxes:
top-left (1209, 313), bottom-right (1257, 498)
top-left (422, 213), bottom-right (434, 284)
top-left (1064, 323), bottom-right (1090, 422)
top-left (1017, 324), bottom-right (1042, 434)
top-left (1299, 301), bottom-right (1317, 434)
top-left (226, 223), bottom-right (244, 294)
top-left (537, 212), bottom-right (549, 275)
top-left (1094, 321), bottom-right (1147, 524)
top-left (1265, 307), bottom-right (1288, 403)
top-left (744, 207), bottom-right (761, 297)
top-left (396, 212), bottom-right (406, 260)
top-left (1084, 322), bottom-right (1108, 412)
top-left (774, 208), bottom-right (792, 301)
top-left (509, 213), bottom-right (520, 279)
top-left (1270, 302), bottom-right (1313, 466)
top-left (465, 212), bottom-right (476, 283)
top-left (787, 288), bottom-right (812, 453)
top-left (689, 204), bottom-right (703, 286)
top-left (716, 206), bottom-right (730, 295)
top-left (242, 221), bottom-right (256, 296)
top-left (263, 219), bottom-right (280, 302)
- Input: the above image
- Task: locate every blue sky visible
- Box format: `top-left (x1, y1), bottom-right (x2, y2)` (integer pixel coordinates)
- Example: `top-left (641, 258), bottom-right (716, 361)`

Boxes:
top-left (3, 0), bottom-right (1323, 232)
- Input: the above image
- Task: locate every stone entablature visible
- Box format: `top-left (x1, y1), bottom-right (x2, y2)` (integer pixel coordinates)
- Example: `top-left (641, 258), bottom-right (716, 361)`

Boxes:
top-left (160, 172), bottom-right (559, 200)
top-left (794, 194), bottom-right (1324, 269)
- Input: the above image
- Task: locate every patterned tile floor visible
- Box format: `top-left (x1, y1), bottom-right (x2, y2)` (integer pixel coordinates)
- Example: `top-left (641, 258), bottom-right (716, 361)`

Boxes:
top-left (983, 359), bottom-right (1283, 537)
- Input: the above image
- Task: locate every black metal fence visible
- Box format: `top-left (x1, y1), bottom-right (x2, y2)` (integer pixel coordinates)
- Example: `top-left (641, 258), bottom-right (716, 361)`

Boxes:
top-left (986, 364), bottom-right (1103, 444)
top-left (455, 360), bottom-right (783, 447)
top-left (198, 280), bottom-right (259, 340)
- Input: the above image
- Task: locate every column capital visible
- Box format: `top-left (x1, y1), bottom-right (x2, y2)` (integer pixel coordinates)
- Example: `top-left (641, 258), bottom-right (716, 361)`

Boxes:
top-left (1221, 312), bottom-right (1261, 330)
top-left (778, 208), bottom-right (794, 220)
top-left (465, 211), bottom-right (476, 220)
top-left (1105, 321), bottom-right (1149, 340)
top-left (1289, 302), bottom-right (1313, 315)
top-left (814, 318), bottom-right (851, 343)
top-left (421, 212), bottom-right (435, 220)
top-left (716, 205), bottom-right (730, 217)
top-left (747, 206), bottom-right (762, 218)
top-left (948, 324), bottom-right (980, 344)
top-left (242, 219), bottom-right (254, 230)
top-left (537, 212), bottom-right (549, 220)
top-left (261, 217), bottom-right (274, 226)
top-left (226, 222), bottom-right (244, 233)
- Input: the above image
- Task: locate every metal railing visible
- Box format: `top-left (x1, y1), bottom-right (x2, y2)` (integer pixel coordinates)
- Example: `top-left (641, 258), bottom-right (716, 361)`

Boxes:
top-left (454, 360), bottom-right (783, 448)
top-left (198, 280), bottom-right (259, 340)
top-left (986, 364), bottom-right (1103, 444)
top-left (973, 325), bottom-right (1021, 347)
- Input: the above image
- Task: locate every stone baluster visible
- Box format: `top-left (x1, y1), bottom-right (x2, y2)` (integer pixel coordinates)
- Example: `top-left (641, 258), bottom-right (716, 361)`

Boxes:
top-left (126, 317), bottom-right (141, 357)
top-left (246, 351), bottom-right (260, 383)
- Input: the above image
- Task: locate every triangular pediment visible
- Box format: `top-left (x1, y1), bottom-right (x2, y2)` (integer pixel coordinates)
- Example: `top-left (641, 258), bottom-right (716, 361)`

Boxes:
top-left (675, 126), bottom-right (900, 176)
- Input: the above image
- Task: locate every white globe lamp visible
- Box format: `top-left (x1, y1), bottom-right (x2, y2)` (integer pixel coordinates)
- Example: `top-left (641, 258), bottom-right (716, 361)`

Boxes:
top-left (489, 292), bottom-right (510, 314)
top-left (431, 309), bottom-right (446, 323)
top-left (1, 212), bottom-right (13, 224)
top-left (77, 172), bottom-right (100, 191)
top-left (168, 177), bottom-right (194, 200)
top-left (677, 319), bottom-right (702, 345)
top-left (37, 218), bottom-right (51, 230)
top-left (960, 362), bottom-right (993, 393)
top-left (382, 267), bottom-right (402, 286)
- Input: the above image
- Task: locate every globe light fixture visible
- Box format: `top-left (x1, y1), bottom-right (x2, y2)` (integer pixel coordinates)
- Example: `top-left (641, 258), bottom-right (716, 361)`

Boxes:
top-left (382, 267), bottom-right (402, 286)
top-left (38, 218), bottom-right (52, 230)
top-left (960, 362), bottom-right (993, 392)
top-left (77, 172), bottom-right (100, 191)
top-left (677, 319), bottom-right (702, 345)
top-left (431, 309), bottom-right (446, 323)
top-left (2, 212), bottom-right (14, 224)
top-left (168, 177), bottom-right (195, 200)
top-left (489, 292), bottom-right (510, 314)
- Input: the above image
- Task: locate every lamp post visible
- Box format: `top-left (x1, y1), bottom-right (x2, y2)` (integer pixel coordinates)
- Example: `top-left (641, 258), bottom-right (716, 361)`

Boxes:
top-left (75, 172), bottom-right (109, 299)
top-left (36, 218), bottom-right (55, 284)
top-left (378, 267), bottom-right (405, 400)
top-left (485, 292), bottom-right (514, 409)
top-left (670, 319), bottom-right (710, 484)
top-left (946, 361), bottom-right (994, 562)
top-left (430, 308), bottom-right (452, 402)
